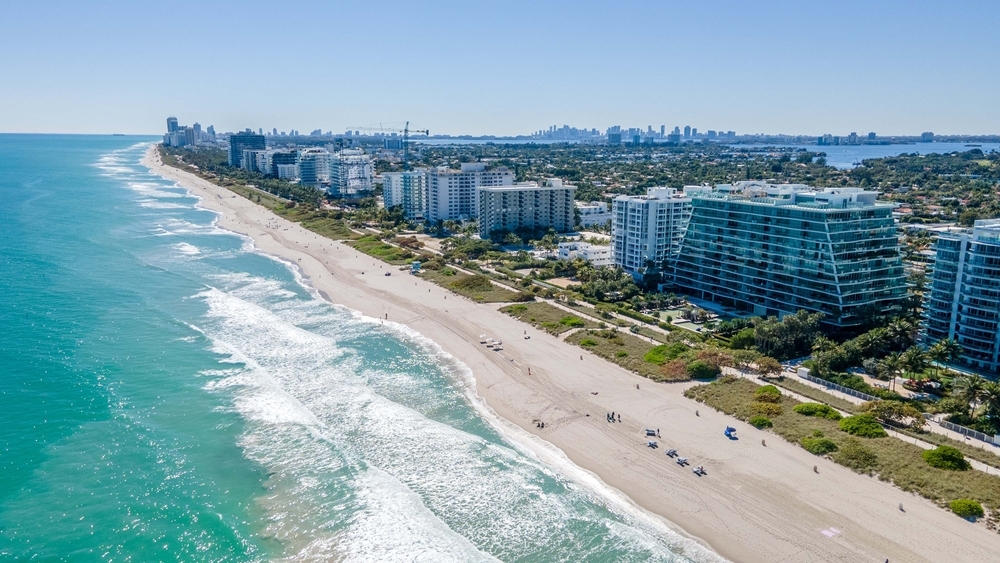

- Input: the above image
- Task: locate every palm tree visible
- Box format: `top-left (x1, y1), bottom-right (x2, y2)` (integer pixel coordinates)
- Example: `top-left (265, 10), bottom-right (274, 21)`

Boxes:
top-left (953, 375), bottom-right (987, 417)
top-left (879, 352), bottom-right (903, 392)
top-left (978, 381), bottom-right (1000, 422)
top-left (886, 319), bottom-right (916, 350)
top-left (900, 346), bottom-right (929, 380)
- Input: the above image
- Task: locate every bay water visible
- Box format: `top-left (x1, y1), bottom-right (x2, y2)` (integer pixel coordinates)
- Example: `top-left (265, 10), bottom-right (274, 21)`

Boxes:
top-left (0, 135), bottom-right (719, 562)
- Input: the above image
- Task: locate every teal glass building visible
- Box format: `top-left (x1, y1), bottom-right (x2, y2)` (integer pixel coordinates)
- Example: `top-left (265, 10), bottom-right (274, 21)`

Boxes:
top-left (673, 182), bottom-right (906, 328)
top-left (924, 219), bottom-right (1000, 374)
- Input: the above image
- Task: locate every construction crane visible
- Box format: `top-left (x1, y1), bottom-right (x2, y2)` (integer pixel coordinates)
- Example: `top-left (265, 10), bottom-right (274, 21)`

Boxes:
top-left (345, 122), bottom-right (429, 170)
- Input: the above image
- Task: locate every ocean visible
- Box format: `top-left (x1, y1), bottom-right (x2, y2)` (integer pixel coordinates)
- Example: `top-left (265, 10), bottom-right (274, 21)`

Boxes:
top-left (0, 135), bottom-right (720, 562)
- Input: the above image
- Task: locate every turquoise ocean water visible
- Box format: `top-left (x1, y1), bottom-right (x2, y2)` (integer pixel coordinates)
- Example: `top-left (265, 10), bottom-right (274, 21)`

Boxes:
top-left (0, 135), bottom-right (720, 562)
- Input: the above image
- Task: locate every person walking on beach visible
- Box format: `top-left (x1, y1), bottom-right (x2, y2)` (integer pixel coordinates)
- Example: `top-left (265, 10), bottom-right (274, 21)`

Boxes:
top-left (617, 414), bottom-right (621, 423)
top-left (610, 411), bottom-right (615, 422)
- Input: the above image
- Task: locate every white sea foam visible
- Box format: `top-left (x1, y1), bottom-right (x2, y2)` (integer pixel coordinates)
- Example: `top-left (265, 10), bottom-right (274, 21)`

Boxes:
top-left (174, 242), bottom-right (201, 256)
top-left (191, 275), bottom-right (716, 562)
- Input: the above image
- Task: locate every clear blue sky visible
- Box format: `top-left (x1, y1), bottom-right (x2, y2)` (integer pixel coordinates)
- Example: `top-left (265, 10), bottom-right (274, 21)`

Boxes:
top-left (2, 1), bottom-right (998, 136)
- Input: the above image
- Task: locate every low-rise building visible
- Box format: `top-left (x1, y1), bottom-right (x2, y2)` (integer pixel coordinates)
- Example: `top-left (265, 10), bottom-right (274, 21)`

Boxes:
top-left (478, 178), bottom-right (576, 239)
top-left (575, 201), bottom-right (612, 228)
top-left (558, 241), bottom-right (612, 267)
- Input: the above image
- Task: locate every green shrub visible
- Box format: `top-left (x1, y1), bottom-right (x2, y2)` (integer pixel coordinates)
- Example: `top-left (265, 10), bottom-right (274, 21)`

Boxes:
top-left (751, 402), bottom-right (782, 417)
top-left (949, 498), bottom-right (984, 519)
top-left (801, 437), bottom-right (839, 455)
top-left (452, 274), bottom-right (493, 291)
top-left (793, 402), bottom-right (843, 420)
top-left (441, 267), bottom-right (456, 276)
top-left (580, 338), bottom-right (597, 347)
top-left (754, 385), bottom-right (782, 403)
top-left (686, 359), bottom-right (721, 380)
top-left (510, 291), bottom-right (536, 302)
top-left (616, 350), bottom-right (628, 358)
top-left (643, 343), bottom-right (689, 365)
top-left (922, 446), bottom-right (971, 471)
top-left (559, 316), bottom-right (585, 328)
top-left (832, 438), bottom-right (879, 472)
top-left (839, 414), bottom-right (887, 438)
top-left (749, 415), bottom-right (772, 429)
top-left (509, 304), bottom-right (528, 314)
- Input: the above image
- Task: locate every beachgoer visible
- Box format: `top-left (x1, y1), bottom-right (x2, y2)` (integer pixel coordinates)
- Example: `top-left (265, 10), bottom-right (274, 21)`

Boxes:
top-left (617, 414), bottom-right (621, 422)
top-left (657, 428), bottom-right (660, 437)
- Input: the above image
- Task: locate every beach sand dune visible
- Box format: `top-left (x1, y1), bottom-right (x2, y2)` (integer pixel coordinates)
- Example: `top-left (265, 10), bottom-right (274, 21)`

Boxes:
top-left (146, 147), bottom-right (1000, 563)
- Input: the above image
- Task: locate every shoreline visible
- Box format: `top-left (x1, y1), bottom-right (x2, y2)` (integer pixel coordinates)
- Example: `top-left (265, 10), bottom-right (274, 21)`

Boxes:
top-left (144, 146), bottom-right (1000, 562)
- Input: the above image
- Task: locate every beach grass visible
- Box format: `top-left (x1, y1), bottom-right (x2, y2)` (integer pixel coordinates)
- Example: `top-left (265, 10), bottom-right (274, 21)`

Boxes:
top-left (685, 377), bottom-right (1000, 512)
top-left (420, 269), bottom-right (521, 303)
top-left (769, 376), bottom-right (1000, 468)
top-left (347, 235), bottom-right (422, 264)
top-left (565, 329), bottom-right (681, 381)
top-left (499, 302), bottom-right (597, 335)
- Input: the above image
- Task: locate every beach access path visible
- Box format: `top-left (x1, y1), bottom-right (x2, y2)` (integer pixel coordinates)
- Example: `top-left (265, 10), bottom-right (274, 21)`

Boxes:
top-left (146, 147), bottom-right (1000, 563)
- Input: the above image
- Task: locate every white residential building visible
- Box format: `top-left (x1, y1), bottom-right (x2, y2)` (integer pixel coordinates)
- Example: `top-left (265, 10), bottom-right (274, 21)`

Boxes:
top-left (478, 178), bottom-right (577, 239)
top-left (276, 164), bottom-right (298, 180)
top-left (575, 201), bottom-right (612, 227)
top-left (611, 187), bottom-right (693, 279)
top-left (330, 150), bottom-right (374, 198)
top-left (558, 241), bottom-right (612, 267)
top-left (298, 148), bottom-right (330, 187)
top-left (383, 169), bottom-right (427, 220)
top-left (241, 149), bottom-right (271, 175)
top-left (426, 162), bottom-right (514, 222)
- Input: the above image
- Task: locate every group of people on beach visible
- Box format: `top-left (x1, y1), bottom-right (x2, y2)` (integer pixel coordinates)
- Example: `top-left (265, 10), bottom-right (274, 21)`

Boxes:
top-left (606, 412), bottom-right (621, 423)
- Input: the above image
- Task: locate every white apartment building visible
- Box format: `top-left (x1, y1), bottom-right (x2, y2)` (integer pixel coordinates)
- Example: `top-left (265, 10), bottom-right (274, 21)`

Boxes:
top-left (426, 162), bottom-right (513, 222)
top-left (383, 169), bottom-right (427, 220)
top-left (575, 201), bottom-right (612, 227)
top-left (297, 148), bottom-right (330, 187)
top-left (276, 164), bottom-right (298, 180)
top-left (241, 149), bottom-right (271, 175)
top-left (611, 187), bottom-right (693, 279)
top-left (330, 150), bottom-right (374, 198)
top-left (478, 178), bottom-right (577, 239)
top-left (558, 241), bottom-right (612, 267)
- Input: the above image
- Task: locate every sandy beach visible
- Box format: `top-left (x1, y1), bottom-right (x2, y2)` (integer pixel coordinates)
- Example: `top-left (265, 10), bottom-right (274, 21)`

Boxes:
top-left (146, 147), bottom-right (1000, 563)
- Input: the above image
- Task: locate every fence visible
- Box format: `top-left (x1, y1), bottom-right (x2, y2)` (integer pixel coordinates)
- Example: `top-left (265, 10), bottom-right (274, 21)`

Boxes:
top-left (798, 372), bottom-right (878, 402)
top-left (940, 420), bottom-right (999, 445)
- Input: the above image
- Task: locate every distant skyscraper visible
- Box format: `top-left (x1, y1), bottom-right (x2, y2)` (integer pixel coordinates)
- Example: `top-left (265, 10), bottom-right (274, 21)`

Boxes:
top-left (660, 125), bottom-right (665, 137)
top-left (683, 126), bottom-right (691, 139)
top-left (166, 116), bottom-right (178, 133)
top-left (868, 132), bottom-right (876, 140)
top-left (921, 132), bottom-right (935, 142)
top-left (273, 128), bottom-right (278, 136)
top-left (691, 128), bottom-right (698, 137)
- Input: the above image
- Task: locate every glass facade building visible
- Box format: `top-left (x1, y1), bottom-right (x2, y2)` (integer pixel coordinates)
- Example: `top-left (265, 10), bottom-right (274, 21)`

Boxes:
top-left (924, 219), bottom-right (1000, 374)
top-left (673, 182), bottom-right (906, 328)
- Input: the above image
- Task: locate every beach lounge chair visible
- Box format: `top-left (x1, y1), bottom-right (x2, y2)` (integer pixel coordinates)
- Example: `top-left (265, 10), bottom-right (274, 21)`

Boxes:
top-left (676, 457), bottom-right (688, 466)
top-left (666, 449), bottom-right (678, 457)
top-left (645, 429), bottom-right (656, 437)
top-left (693, 466), bottom-right (706, 476)
top-left (647, 441), bottom-right (658, 448)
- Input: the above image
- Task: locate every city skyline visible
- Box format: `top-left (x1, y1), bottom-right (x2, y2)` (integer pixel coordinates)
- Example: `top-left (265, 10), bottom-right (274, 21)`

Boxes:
top-left (2, 1), bottom-right (1000, 135)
